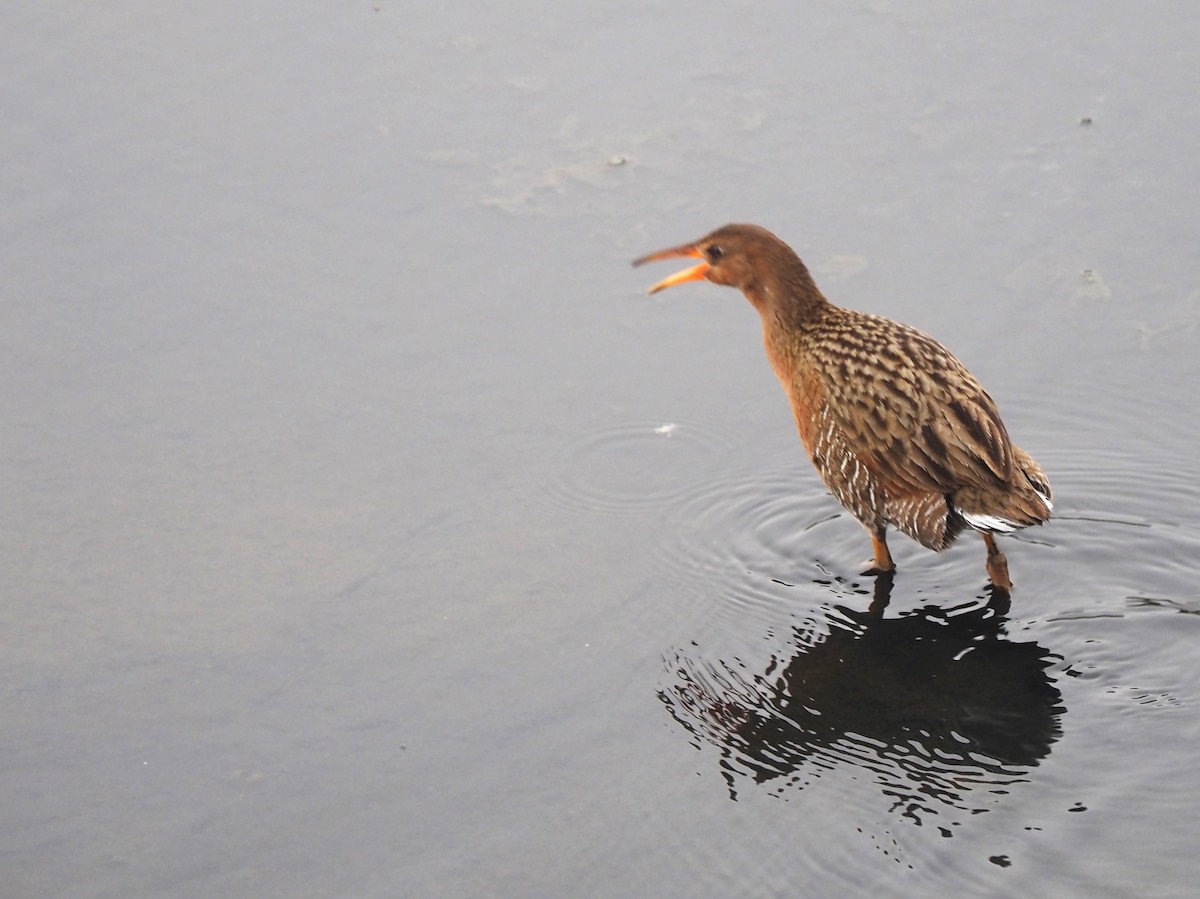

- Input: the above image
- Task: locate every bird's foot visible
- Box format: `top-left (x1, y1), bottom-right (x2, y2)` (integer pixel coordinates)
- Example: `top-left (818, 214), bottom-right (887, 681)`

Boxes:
top-left (981, 532), bottom-right (1013, 594)
top-left (866, 533), bottom-right (895, 578)
top-left (985, 548), bottom-right (1012, 594)
top-left (860, 561), bottom-right (897, 577)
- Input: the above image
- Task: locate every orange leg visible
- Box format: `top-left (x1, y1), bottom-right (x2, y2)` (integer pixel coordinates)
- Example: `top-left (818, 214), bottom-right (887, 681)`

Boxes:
top-left (862, 527), bottom-right (896, 576)
top-left (982, 532), bottom-right (1012, 593)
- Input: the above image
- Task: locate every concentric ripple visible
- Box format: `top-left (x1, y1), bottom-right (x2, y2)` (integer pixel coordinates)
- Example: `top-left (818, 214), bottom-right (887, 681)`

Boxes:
top-left (535, 417), bottom-right (735, 517)
top-left (1021, 444), bottom-right (1200, 605)
top-left (652, 462), bottom-right (872, 622)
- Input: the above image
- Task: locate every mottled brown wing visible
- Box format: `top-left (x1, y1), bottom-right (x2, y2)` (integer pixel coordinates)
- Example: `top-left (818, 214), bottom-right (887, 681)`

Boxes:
top-left (818, 314), bottom-right (1014, 497)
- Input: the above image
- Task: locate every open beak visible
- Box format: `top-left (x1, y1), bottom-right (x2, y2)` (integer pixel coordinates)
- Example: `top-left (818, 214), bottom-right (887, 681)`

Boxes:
top-left (631, 243), bottom-right (711, 295)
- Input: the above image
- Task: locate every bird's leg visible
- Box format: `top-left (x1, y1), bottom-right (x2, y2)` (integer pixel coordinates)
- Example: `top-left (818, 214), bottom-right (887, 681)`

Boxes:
top-left (982, 532), bottom-right (1012, 593)
top-left (861, 527), bottom-right (896, 576)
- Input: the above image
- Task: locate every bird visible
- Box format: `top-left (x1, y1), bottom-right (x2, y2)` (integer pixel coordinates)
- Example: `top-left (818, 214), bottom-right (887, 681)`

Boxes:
top-left (632, 223), bottom-right (1052, 593)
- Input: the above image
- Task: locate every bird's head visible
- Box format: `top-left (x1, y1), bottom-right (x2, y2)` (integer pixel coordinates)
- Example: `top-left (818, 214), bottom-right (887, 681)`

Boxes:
top-left (632, 223), bottom-right (822, 318)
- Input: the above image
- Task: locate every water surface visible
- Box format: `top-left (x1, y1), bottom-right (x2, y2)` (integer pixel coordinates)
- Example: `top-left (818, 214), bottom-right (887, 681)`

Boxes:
top-left (3, 2), bottom-right (1199, 897)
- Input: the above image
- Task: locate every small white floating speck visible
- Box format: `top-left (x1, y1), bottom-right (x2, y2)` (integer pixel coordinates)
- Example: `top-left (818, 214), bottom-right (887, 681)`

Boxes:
top-left (654, 423), bottom-right (678, 437)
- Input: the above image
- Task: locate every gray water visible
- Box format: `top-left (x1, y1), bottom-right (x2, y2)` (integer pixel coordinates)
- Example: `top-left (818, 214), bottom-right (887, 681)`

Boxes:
top-left (4, 3), bottom-right (1199, 897)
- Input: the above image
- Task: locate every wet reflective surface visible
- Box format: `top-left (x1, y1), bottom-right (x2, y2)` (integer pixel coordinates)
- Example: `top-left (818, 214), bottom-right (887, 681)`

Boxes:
top-left (662, 583), bottom-right (1065, 823)
top-left (4, 2), bottom-right (1199, 897)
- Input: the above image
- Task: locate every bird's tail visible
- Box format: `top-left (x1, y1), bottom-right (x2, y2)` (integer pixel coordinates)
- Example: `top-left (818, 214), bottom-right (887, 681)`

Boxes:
top-left (957, 445), bottom-right (1052, 534)
top-left (1015, 445), bottom-right (1053, 515)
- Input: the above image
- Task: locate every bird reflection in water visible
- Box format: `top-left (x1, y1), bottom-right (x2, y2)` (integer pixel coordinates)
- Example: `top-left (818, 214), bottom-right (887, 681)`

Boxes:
top-left (660, 576), bottom-right (1064, 829)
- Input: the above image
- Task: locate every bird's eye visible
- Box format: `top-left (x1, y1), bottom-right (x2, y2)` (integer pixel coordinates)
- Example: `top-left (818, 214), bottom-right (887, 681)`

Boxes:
top-left (706, 245), bottom-right (724, 262)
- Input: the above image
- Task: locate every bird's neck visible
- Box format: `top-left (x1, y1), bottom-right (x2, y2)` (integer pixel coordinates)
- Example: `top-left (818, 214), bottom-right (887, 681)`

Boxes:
top-left (743, 261), bottom-right (832, 333)
top-left (741, 255), bottom-right (835, 395)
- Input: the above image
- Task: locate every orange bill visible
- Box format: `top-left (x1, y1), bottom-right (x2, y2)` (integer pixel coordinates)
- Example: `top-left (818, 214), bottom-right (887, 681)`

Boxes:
top-left (631, 243), bottom-right (711, 295)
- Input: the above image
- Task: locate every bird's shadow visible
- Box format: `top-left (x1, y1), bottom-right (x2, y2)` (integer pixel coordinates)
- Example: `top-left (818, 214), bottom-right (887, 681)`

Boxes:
top-left (659, 575), bottom-right (1066, 828)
